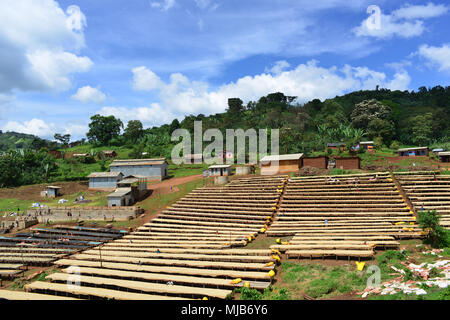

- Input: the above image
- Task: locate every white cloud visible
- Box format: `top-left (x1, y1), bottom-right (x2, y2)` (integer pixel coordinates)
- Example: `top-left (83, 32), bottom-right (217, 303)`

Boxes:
top-left (71, 86), bottom-right (107, 104)
top-left (0, 1), bottom-right (91, 93)
top-left (266, 60), bottom-right (291, 75)
top-left (392, 2), bottom-right (448, 20)
top-left (1, 118), bottom-right (88, 139)
top-left (99, 104), bottom-right (175, 127)
top-left (27, 50), bottom-right (93, 92)
top-left (122, 61), bottom-right (410, 127)
top-left (354, 2), bottom-right (448, 39)
top-left (2, 119), bottom-right (54, 137)
top-left (418, 44), bottom-right (450, 71)
top-left (150, 0), bottom-right (176, 11)
top-left (132, 66), bottom-right (164, 91)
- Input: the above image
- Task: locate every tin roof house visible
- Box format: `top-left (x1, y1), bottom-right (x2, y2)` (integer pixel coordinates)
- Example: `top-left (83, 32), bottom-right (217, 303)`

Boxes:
top-left (109, 158), bottom-right (169, 181)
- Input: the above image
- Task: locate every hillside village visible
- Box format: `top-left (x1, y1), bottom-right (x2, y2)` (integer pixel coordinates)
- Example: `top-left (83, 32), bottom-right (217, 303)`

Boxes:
top-left (0, 105), bottom-right (449, 300)
top-left (1, 0), bottom-right (450, 306)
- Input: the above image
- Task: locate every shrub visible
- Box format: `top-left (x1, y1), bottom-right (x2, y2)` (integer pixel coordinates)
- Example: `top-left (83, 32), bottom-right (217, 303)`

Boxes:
top-left (417, 210), bottom-right (449, 248)
top-left (390, 140), bottom-right (400, 150)
top-left (239, 287), bottom-right (263, 300)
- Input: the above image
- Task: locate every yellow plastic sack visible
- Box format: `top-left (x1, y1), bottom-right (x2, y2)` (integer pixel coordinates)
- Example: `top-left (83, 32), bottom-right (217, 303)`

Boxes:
top-left (281, 241), bottom-right (289, 245)
top-left (247, 236), bottom-right (252, 242)
top-left (260, 228), bottom-right (266, 233)
top-left (265, 261), bottom-right (274, 267)
top-left (355, 261), bottom-right (365, 271)
top-left (271, 249), bottom-right (281, 255)
top-left (395, 221), bottom-right (405, 225)
top-left (244, 281), bottom-right (250, 288)
top-left (276, 238), bottom-right (281, 244)
top-left (230, 278), bottom-right (242, 284)
top-left (202, 297), bottom-right (208, 300)
top-left (267, 270), bottom-right (275, 277)
top-left (266, 216), bottom-right (272, 221)
top-left (271, 255), bottom-right (281, 262)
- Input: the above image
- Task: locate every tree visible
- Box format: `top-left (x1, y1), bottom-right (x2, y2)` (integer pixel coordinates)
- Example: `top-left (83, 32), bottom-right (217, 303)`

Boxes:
top-left (169, 119), bottom-right (180, 134)
top-left (410, 113), bottom-right (433, 146)
top-left (54, 133), bottom-right (71, 147)
top-left (227, 98), bottom-right (244, 114)
top-left (86, 114), bottom-right (124, 145)
top-left (351, 99), bottom-right (392, 129)
top-left (30, 137), bottom-right (47, 151)
top-left (367, 118), bottom-right (395, 145)
top-left (124, 120), bottom-right (144, 144)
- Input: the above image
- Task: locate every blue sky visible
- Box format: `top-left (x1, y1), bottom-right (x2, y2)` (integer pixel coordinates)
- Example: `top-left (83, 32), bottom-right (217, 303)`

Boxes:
top-left (0, 0), bottom-right (449, 140)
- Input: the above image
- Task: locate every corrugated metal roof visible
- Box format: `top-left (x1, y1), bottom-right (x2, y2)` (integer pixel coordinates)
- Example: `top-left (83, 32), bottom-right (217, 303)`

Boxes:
top-left (438, 151), bottom-right (450, 156)
top-left (47, 186), bottom-right (62, 189)
top-left (208, 165), bottom-right (231, 169)
top-left (360, 141), bottom-right (374, 144)
top-left (398, 147), bottom-right (428, 152)
top-left (110, 161), bottom-right (166, 166)
top-left (112, 158), bottom-right (166, 163)
top-left (260, 153), bottom-right (304, 162)
top-left (110, 158), bottom-right (167, 166)
top-left (87, 172), bottom-right (123, 178)
top-left (117, 178), bottom-right (139, 184)
top-left (107, 187), bottom-right (132, 198)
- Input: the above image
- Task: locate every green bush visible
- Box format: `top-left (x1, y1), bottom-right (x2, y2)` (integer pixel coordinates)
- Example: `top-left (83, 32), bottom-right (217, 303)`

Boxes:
top-left (239, 287), bottom-right (263, 300)
top-left (417, 210), bottom-right (449, 248)
top-left (390, 140), bottom-right (400, 151)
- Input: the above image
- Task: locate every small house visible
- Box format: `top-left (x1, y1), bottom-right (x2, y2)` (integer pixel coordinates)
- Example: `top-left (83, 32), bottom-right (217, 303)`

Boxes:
top-left (43, 186), bottom-right (62, 198)
top-left (303, 156), bottom-right (329, 169)
top-left (432, 148), bottom-right (444, 155)
top-left (110, 158), bottom-right (169, 181)
top-left (184, 153), bottom-right (203, 163)
top-left (102, 150), bottom-right (118, 158)
top-left (260, 153), bottom-right (304, 175)
top-left (49, 150), bottom-right (63, 159)
top-left (208, 165), bottom-right (232, 177)
top-left (235, 164), bottom-right (256, 175)
top-left (107, 188), bottom-right (134, 207)
top-left (326, 142), bottom-right (346, 151)
top-left (88, 172), bottom-right (124, 191)
top-left (359, 141), bottom-right (374, 150)
top-left (117, 175), bottom-right (148, 200)
top-left (438, 151), bottom-right (450, 163)
top-left (72, 153), bottom-right (90, 158)
top-left (398, 147), bottom-right (429, 157)
top-left (334, 157), bottom-right (361, 170)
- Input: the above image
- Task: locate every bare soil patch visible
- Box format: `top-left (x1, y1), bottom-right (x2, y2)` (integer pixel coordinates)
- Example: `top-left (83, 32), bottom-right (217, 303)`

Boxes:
top-left (0, 181), bottom-right (89, 201)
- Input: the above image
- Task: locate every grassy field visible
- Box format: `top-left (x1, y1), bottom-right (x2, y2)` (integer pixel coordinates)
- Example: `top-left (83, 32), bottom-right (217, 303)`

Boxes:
top-left (137, 178), bottom-right (206, 214)
top-left (236, 238), bottom-right (450, 300)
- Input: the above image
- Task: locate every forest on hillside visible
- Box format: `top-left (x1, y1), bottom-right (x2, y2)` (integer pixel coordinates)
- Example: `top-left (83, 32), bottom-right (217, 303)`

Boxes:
top-left (1, 86), bottom-right (449, 188)
top-left (117, 86), bottom-right (450, 158)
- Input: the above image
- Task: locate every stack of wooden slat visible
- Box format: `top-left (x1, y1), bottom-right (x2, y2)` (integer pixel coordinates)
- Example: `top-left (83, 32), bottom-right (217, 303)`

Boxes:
top-left (23, 176), bottom-right (287, 300)
top-left (268, 172), bottom-right (421, 259)
top-left (395, 172), bottom-right (450, 229)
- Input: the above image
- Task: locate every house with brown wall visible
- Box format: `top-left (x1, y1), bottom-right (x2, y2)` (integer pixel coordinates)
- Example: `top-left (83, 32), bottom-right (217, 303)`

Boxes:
top-left (260, 153), bottom-right (304, 175)
top-left (334, 157), bottom-right (360, 170)
top-left (303, 156), bottom-right (328, 169)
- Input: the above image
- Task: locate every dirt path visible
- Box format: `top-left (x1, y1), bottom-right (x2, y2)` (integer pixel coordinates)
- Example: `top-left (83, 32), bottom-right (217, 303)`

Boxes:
top-left (147, 174), bottom-right (203, 195)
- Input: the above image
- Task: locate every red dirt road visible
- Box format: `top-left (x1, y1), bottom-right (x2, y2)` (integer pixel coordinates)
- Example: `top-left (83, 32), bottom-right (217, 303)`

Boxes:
top-left (147, 174), bottom-right (203, 196)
